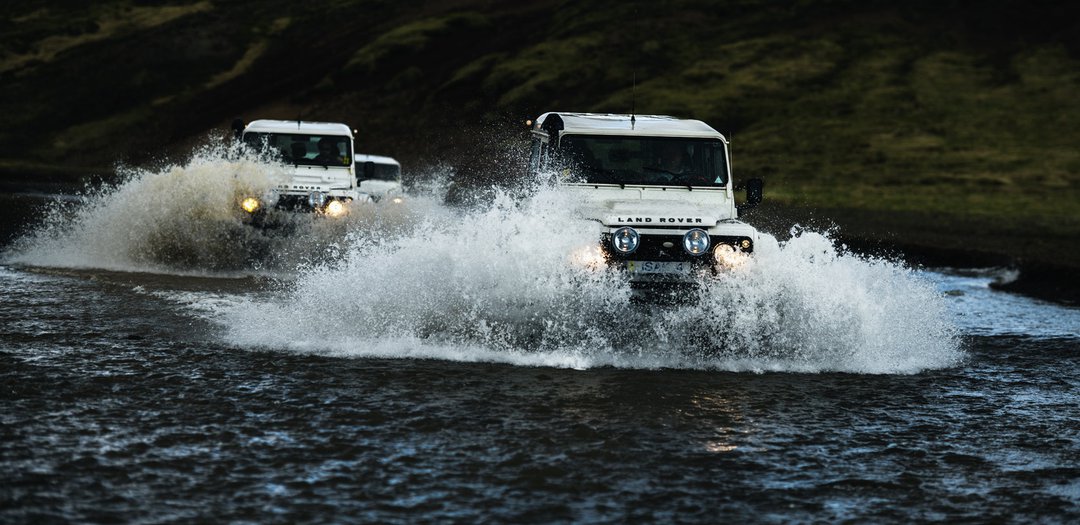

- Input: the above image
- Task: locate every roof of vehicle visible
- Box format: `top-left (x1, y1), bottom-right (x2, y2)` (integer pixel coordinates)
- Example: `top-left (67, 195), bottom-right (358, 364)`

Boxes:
top-left (534, 112), bottom-right (726, 140)
top-left (243, 119), bottom-right (354, 137)
top-left (353, 154), bottom-right (401, 166)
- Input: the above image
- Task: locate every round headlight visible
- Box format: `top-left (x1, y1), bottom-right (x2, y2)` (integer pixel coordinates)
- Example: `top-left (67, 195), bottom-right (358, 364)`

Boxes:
top-left (683, 228), bottom-right (711, 255)
top-left (308, 191), bottom-right (328, 208)
top-left (610, 227), bottom-right (640, 255)
top-left (240, 197), bottom-right (260, 214)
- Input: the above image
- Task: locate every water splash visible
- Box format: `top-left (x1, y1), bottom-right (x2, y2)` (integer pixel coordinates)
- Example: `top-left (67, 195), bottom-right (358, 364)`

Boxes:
top-left (3, 143), bottom-right (444, 275)
top-left (5, 142), bottom-right (961, 373)
top-left (685, 231), bottom-right (962, 373)
top-left (219, 186), bottom-right (962, 374)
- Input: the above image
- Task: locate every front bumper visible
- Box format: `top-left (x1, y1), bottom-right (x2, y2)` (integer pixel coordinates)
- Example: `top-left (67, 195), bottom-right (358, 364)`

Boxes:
top-left (583, 232), bottom-right (754, 284)
top-left (237, 190), bottom-right (369, 225)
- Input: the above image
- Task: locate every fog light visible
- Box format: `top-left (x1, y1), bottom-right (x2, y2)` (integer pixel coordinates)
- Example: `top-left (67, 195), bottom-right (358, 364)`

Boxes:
top-left (570, 244), bottom-right (606, 270)
top-left (324, 199), bottom-right (347, 217)
top-left (740, 238), bottom-right (752, 251)
top-left (714, 243), bottom-right (749, 270)
top-left (240, 197), bottom-right (260, 213)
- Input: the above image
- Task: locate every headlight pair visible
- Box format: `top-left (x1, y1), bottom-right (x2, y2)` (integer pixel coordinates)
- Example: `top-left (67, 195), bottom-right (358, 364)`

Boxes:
top-left (609, 227), bottom-right (712, 256)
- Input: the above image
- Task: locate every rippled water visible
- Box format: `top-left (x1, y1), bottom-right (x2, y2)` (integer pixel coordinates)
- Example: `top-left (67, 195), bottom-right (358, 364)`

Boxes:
top-left (2, 151), bottom-right (1077, 522)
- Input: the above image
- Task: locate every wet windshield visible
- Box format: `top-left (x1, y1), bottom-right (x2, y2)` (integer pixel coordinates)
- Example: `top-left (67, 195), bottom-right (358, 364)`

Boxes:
top-left (558, 135), bottom-right (728, 186)
top-left (243, 133), bottom-right (352, 167)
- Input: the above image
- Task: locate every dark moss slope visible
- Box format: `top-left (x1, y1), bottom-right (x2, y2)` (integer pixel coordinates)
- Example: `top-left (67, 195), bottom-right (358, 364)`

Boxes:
top-left (2, 0), bottom-right (1078, 269)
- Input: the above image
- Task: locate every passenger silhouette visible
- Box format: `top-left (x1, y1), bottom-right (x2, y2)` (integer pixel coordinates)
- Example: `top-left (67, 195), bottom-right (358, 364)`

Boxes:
top-left (316, 138), bottom-right (341, 164)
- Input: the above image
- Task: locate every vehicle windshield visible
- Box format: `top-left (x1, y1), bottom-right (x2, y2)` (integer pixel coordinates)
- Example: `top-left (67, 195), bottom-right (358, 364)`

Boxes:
top-left (558, 135), bottom-right (728, 186)
top-left (243, 132), bottom-right (352, 167)
top-left (357, 161), bottom-right (401, 181)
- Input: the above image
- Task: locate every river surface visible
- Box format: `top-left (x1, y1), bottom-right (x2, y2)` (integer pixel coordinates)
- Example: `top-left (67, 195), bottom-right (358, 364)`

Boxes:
top-left (1, 153), bottom-right (1078, 523)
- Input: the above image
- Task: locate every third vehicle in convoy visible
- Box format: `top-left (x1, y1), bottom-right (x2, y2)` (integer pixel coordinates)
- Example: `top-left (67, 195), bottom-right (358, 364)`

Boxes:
top-left (527, 112), bottom-right (763, 290)
top-left (354, 153), bottom-right (405, 204)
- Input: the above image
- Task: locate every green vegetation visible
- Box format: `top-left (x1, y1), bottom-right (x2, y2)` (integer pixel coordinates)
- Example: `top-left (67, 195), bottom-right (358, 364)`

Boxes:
top-left (1, 0), bottom-right (1078, 268)
top-left (345, 13), bottom-right (491, 76)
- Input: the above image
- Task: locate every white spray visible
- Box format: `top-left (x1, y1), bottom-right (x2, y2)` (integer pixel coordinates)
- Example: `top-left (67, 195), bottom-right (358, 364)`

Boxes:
top-left (2, 142), bottom-right (962, 372)
top-left (3, 143), bottom-right (444, 275)
top-left (220, 184), bottom-right (962, 374)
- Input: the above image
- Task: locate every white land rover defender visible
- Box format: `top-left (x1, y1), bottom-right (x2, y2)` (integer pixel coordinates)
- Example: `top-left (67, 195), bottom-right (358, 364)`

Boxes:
top-left (354, 153), bottom-right (405, 204)
top-left (529, 112), bottom-right (763, 287)
top-left (233, 119), bottom-right (371, 221)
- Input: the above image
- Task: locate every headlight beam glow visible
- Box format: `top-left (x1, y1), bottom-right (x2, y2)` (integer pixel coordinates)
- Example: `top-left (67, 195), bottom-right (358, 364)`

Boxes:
top-left (240, 197), bottom-right (260, 214)
top-left (323, 199), bottom-right (348, 217)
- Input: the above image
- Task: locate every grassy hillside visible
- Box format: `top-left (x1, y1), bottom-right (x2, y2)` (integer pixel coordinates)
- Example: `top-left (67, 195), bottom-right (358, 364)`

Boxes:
top-left (2, 0), bottom-right (1079, 269)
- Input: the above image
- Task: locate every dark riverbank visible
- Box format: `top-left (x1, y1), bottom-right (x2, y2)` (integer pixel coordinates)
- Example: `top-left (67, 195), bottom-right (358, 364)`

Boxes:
top-left (0, 193), bottom-right (54, 249)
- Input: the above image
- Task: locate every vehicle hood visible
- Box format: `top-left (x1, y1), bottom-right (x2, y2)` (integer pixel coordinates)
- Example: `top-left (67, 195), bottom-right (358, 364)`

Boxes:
top-left (358, 179), bottom-right (403, 195)
top-left (590, 200), bottom-right (722, 227)
top-left (564, 184), bottom-right (734, 227)
top-left (276, 166), bottom-right (354, 193)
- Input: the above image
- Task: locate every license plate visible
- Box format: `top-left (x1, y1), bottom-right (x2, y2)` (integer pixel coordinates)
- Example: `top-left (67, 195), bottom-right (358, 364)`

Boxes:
top-left (625, 260), bottom-right (691, 274)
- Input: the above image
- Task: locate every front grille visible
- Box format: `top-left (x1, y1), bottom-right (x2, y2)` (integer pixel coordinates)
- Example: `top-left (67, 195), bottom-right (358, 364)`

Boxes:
top-left (274, 195), bottom-right (317, 212)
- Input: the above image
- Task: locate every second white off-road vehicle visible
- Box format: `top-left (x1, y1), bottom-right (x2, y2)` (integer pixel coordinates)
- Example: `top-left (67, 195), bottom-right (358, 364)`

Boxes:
top-left (528, 112), bottom-right (763, 289)
top-left (233, 119), bottom-right (371, 221)
top-left (354, 153), bottom-right (405, 204)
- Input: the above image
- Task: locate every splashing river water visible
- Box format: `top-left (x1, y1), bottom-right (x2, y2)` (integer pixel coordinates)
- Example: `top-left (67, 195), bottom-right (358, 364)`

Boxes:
top-left (220, 186), bottom-right (961, 374)
top-left (1, 149), bottom-right (1075, 522)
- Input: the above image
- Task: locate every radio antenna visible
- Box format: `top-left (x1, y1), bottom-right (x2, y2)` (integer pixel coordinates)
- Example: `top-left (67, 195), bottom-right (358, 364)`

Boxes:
top-left (631, 72), bottom-right (636, 130)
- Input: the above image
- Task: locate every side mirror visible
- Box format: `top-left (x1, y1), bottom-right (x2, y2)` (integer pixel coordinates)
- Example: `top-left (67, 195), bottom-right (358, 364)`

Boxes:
top-left (735, 178), bottom-right (764, 214)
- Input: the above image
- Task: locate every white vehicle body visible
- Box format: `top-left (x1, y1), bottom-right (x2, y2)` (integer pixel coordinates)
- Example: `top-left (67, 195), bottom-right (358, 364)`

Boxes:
top-left (238, 119), bottom-right (369, 218)
top-left (529, 112), bottom-right (763, 286)
top-left (354, 153), bottom-right (404, 203)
